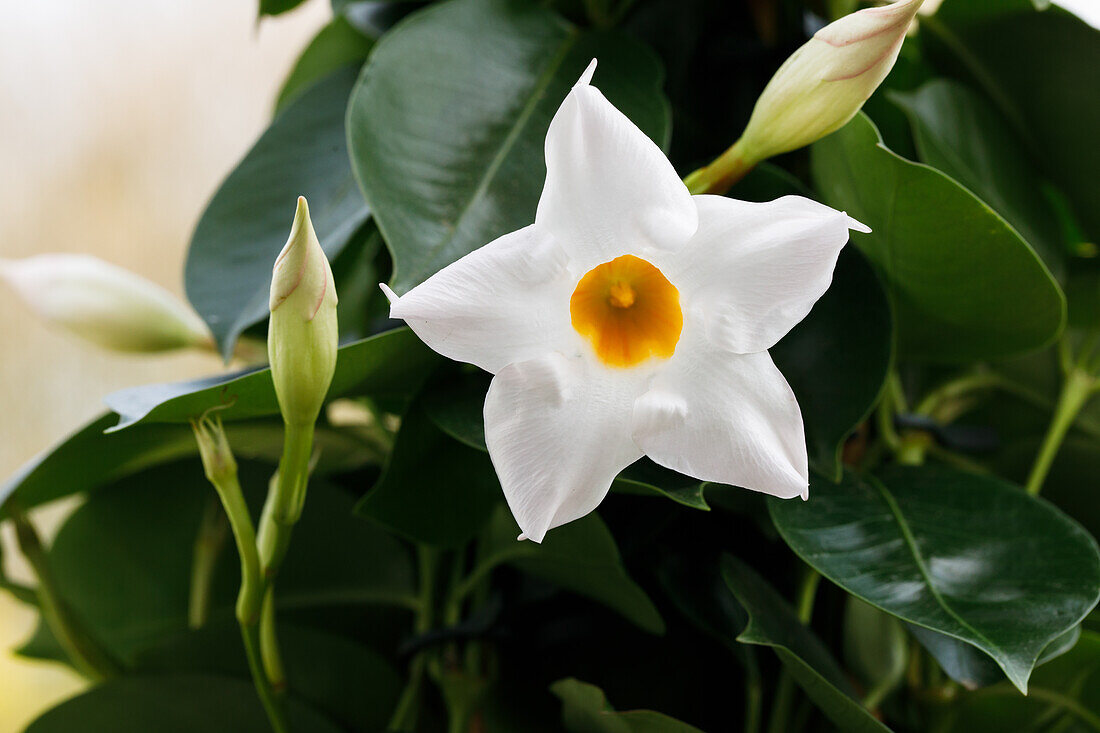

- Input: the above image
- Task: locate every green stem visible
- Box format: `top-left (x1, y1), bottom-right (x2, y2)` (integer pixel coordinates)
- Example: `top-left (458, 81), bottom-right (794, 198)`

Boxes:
top-left (684, 138), bottom-right (757, 195)
top-left (189, 494), bottom-right (229, 629)
top-left (242, 621), bottom-right (289, 733)
top-left (261, 587), bottom-right (287, 696)
top-left (745, 673), bottom-right (763, 733)
top-left (389, 546), bottom-right (439, 732)
top-left (767, 568), bottom-right (820, 733)
top-left (1025, 367), bottom-right (1095, 496)
top-left (258, 422), bottom-right (315, 579)
top-left (8, 501), bottom-right (122, 681)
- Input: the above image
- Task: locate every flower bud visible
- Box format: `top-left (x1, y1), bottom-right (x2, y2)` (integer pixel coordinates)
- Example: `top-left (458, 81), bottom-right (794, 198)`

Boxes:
top-left (192, 411), bottom-right (238, 484)
top-left (268, 196), bottom-right (338, 428)
top-left (0, 254), bottom-right (211, 353)
top-left (738, 0), bottom-right (923, 162)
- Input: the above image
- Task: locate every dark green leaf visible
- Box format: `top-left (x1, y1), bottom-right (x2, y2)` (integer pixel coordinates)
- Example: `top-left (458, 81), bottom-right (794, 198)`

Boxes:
top-left (136, 622), bottom-right (401, 732)
top-left (25, 674), bottom-right (342, 733)
top-left (186, 67), bottom-right (370, 358)
top-left (811, 112), bottom-right (1064, 361)
top-left (768, 466), bottom-right (1100, 692)
top-left (18, 461), bottom-right (415, 665)
top-left (771, 247), bottom-right (894, 479)
top-left (275, 16), bottom-right (373, 113)
top-left (104, 328), bottom-right (437, 430)
top-left (483, 505), bottom-right (664, 634)
top-left (890, 79), bottom-right (1066, 276)
top-left (260, 0), bottom-right (309, 15)
top-left (926, 2), bottom-right (1100, 244)
top-left (356, 400), bottom-right (500, 547)
top-left (348, 0), bottom-right (670, 293)
top-left (720, 555), bottom-right (891, 733)
top-left (551, 678), bottom-right (704, 732)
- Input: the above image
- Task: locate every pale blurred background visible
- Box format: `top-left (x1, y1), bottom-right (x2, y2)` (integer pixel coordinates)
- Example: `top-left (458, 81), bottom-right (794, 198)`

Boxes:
top-left (0, 0), bottom-right (1097, 730)
top-left (0, 2), bottom-right (326, 729)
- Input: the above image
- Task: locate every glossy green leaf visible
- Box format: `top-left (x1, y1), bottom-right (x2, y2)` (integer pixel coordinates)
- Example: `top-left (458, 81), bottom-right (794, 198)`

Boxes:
top-left (25, 674), bottom-right (342, 733)
top-left (771, 248), bottom-right (893, 480)
top-left (136, 622), bottom-right (401, 732)
top-left (811, 112), bottom-right (1064, 361)
top-left (768, 466), bottom-right (1100, 692)
top-left (890, 79), bottom-right (1066, 276)
top-left (275, 16), bottom-right (373, 113)
top-left (720, 556), bottom-right (890, 733)
top-left (551, 678), bottom-right (704, 732)
top-left (483, 505), bottom-right (664, 634)
top-left (926, 2), bottom-right (1100, 243)
top-left (18, 461), bottom-right (415, 665)
top-left (356, 400), bottom-right (500, 547)
top-left (420, 371), bottom-right (709, 510)
top-left (348, 0), bottom-right (670, 293)
top-left (104, 328), bottom-right (437, 431)
top-left (186, 67), bottom-right (370, 358)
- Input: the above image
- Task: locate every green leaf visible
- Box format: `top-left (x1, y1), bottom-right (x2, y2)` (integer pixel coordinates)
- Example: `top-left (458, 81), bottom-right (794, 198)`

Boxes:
top-left (356, 399), bottom-right (501, 547)
top-left (104, 328), bottom-right (437, 431)
top-left (25, 674), bottom-right (342, 733)
top-left (348, 0), bottom-right (670, 293)
top-left (550, 678), bottom-right (704, 732)
top-left (260, 0), bottom-right (309, 15)
top-left (890, 79), bottom-right (1066, 276)
top-left (925, 2), bottom-right (1100, 244)
top-left (186, 67), bottom-right (370, 358)
top-left (18, 460), bottom-right (415, 665)
top-left (768, 466), bottom-right (1100, 692)
top-left (482, 505), bottom-right (664, 634)
top-left (720, 555), bottom-right (891, 733)
top-left (810, 112), bottom-right (1064, 361)
top-left (771, 248), bottom-right (893, 480)
top-left (844, 596), bottom-right (907, 695)
top-left (275, 16), bottom-right (373, 113)
top-left (136, 622), bottom-right (402, 732)
top-left (421, 371), bottom-right (710, 510)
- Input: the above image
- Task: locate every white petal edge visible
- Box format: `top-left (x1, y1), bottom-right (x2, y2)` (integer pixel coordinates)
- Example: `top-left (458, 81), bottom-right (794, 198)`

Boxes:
top-left (666, 194), bottom-right (868, 355)
top-left (632, 324), bottom-right (809, 500)
top-left (484, 352), bottom-right (647, 543)
top-left (382, 225), bottom-right (574, 375)
top-left (535, 59), bottom-right (697, 268)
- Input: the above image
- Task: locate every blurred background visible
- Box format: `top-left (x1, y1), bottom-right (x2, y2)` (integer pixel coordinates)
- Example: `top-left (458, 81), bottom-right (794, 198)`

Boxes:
top-left (0, 1), bottom-right (326, 729)
top-left (0, 0), bottom-right (1097, 731)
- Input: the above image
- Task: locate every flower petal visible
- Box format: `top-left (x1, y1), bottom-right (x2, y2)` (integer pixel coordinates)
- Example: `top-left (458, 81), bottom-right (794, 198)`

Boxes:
top-left (670, 195), bottom-right (868, 354)
top-left (383, 225), bottom-right (574, 374)
top-left (632, 325), bottom-right (808, 499)
top-left (536, 60), bottom-right (697, 267)
top-left (484, 352), bottom-right (646, 542)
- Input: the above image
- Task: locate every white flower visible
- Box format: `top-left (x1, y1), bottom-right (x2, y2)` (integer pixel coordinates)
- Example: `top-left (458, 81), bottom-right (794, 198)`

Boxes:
top-left (0, 253), bottom-right (211, 353)
top-left (382, 61), bottom-right (868, 543)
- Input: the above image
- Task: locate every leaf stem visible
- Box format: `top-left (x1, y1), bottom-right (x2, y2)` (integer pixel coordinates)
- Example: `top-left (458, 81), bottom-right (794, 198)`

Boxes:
top-left (389, 546), bottom-right (439, 732)
top-left (7, 500), bottom-right (122, 681)
top-left (1025, 366), bottom-right (1096, 495)
top-left (188, 494), bottom-right (229, 629)
top-left (766, 568), bottom-right (821, 733)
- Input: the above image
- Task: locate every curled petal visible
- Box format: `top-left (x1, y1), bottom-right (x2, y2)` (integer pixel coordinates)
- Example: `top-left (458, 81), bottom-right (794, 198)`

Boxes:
top-left (384, 225), bottom-right (574, 374)
top-left (484, 352), bottom-right (646, 543)
top-left (632, 325), bottom-right (808, 499)
top-left (536, 60), bottom-right (697, 267)
top-left (670, 195), bottom-right (867, 354)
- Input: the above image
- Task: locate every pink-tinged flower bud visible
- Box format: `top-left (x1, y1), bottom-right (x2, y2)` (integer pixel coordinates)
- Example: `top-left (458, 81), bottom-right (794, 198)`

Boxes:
top-left (0, 254), bottom-right (211, 353)
top-left (739, 0), bottom-right (923, 162)
top-left (268, 196), bottom-right (338, 428)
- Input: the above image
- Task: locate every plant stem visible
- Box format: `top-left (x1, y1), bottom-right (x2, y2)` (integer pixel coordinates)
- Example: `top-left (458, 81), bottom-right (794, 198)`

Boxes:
top-left (389, 546), bottom-right (439, 732)
top-left (767, 568), bottom-right (820, 733)
top-left (261, 587), bottom-right (287, 695)
top-left (1025, 367), bottom-right (1095, 495)
top-left (8, 500), bottom-right (121, 681)
top-left (683, 139), bottom-right (757, 195)
top-left (745, 674), bottom-right (763, 733)
top-left (188, 494), bottom-right (228, 629)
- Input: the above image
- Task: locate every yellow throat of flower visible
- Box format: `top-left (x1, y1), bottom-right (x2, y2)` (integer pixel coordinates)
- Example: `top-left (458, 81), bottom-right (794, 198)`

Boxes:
top-left (570, 254), bottom-right (683, 368)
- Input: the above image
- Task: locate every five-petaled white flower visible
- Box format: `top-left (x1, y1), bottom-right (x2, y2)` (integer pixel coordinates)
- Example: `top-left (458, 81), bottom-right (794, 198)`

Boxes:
top-left (382, 60), bottom-right (868, 543)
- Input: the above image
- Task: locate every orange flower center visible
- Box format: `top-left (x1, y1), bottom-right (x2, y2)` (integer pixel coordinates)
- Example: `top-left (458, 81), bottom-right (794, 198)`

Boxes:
top-left (570, 254), bottom-right (683, 368)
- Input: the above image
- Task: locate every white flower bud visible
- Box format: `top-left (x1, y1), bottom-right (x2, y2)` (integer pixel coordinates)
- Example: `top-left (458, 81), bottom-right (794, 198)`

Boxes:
top-left (739, 0), bottom-right (923, 162)
top-left (268, 196), bottom-right (339, 428)
top-left (0, 254), bottom-right (211, 353)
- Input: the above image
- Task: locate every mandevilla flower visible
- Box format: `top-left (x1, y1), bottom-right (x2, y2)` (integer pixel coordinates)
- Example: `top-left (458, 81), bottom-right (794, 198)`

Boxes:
top-left (268, 196), bottom-right (339, 429)
top-left (0, 253), bottom-right (211, 353)
top-left (383, 61), bottom-right (867, 543)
